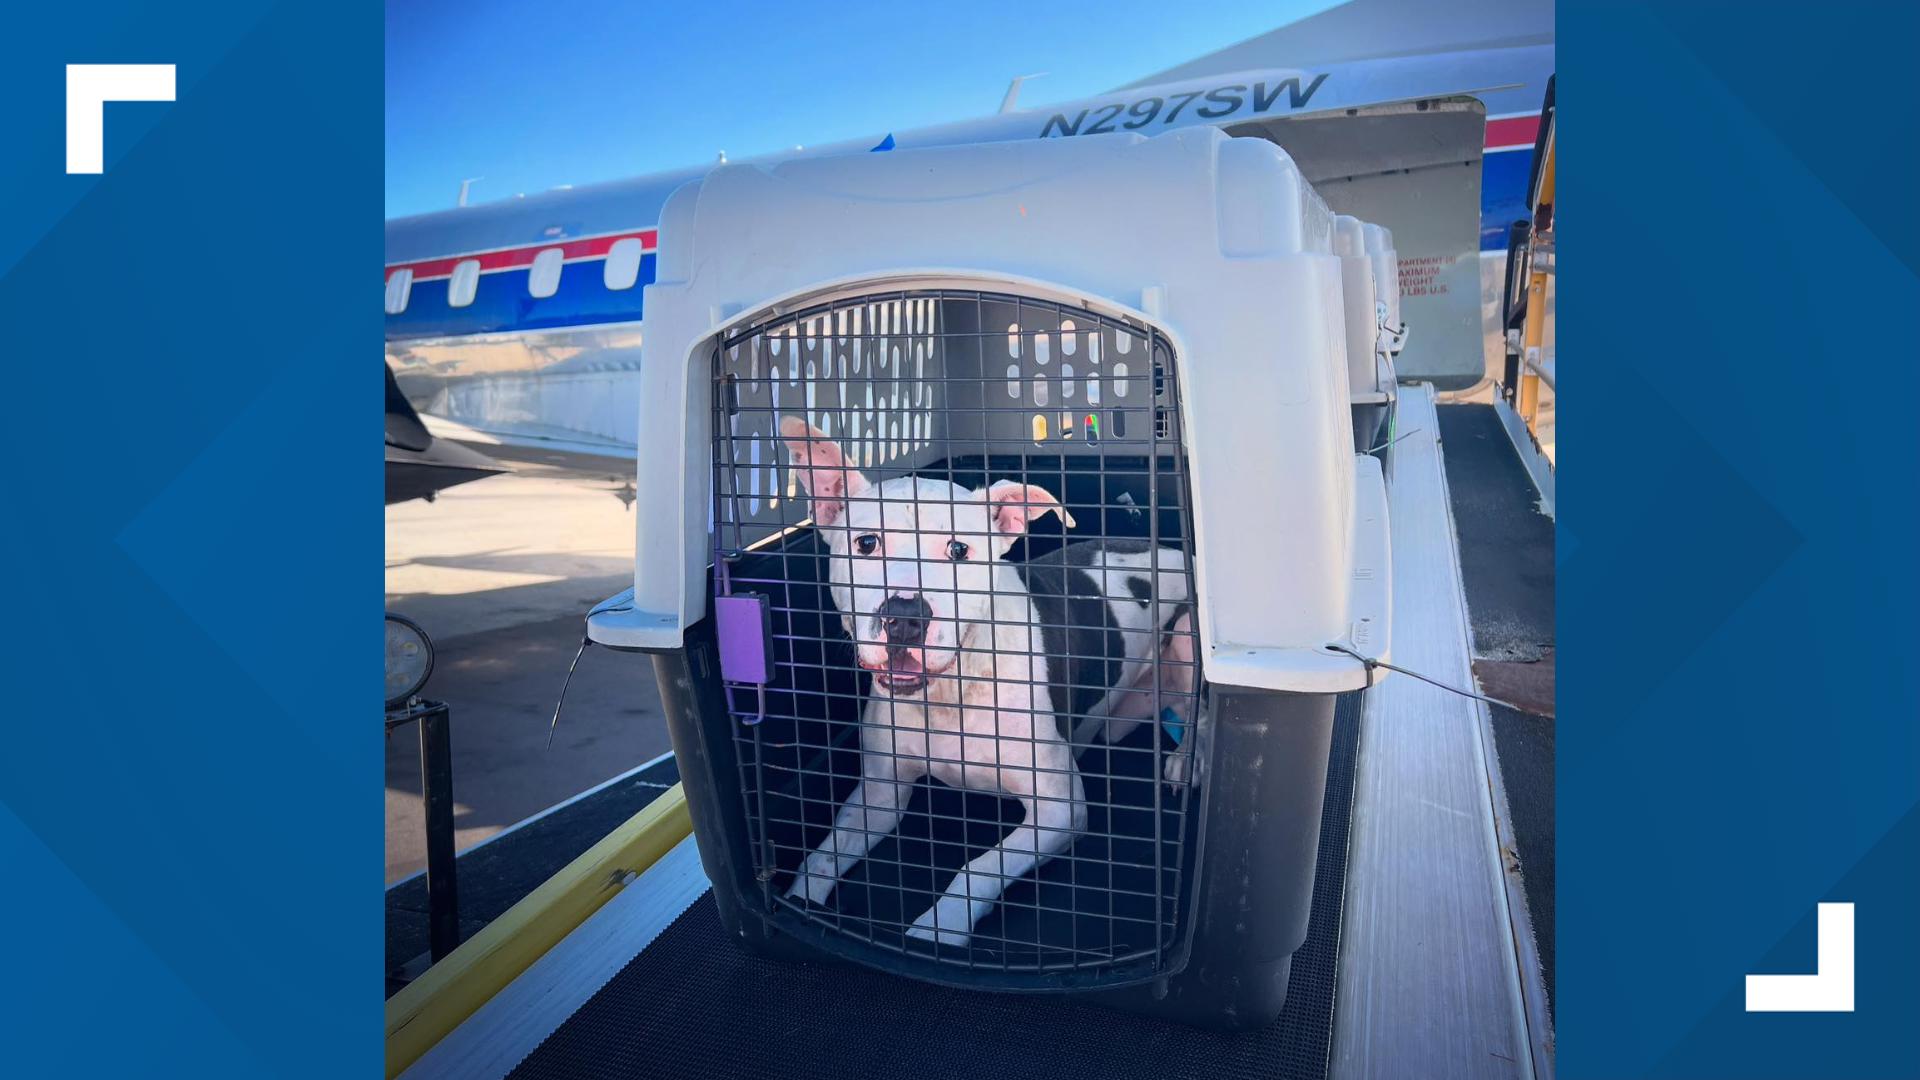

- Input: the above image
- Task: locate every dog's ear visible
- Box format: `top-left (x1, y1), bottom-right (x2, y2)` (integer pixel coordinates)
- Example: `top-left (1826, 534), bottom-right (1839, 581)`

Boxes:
top-left (779, 416), bottom-right (869, 527)
top-left (983, 481), bottom-right (1077, 541)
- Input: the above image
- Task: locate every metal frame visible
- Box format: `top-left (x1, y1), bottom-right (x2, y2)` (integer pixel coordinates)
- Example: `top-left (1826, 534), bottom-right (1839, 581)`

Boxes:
top-left (1331, 385), bottom-right (1545, 1079)
top-left (387, 698), bottom-right (459, 962)
top-left (1495, 76), bottom-right (1556, 516)
top-left (709, 288), bottom-right (1203, 985)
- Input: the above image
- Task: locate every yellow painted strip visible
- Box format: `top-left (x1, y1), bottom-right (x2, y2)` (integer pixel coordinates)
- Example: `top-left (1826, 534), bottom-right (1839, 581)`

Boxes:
top-left (384, 783), bottom-right (693, 1078)
top-left (1519, 126), bottom-right (1554, 429)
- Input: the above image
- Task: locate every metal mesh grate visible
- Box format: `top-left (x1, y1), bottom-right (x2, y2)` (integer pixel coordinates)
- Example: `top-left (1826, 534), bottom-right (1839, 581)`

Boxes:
top-left (710, 289), bottom-right (1202, 985)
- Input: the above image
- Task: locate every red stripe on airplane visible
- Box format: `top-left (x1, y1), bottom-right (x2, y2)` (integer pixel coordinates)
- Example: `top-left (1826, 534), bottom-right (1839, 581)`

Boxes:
top-left (1485, 115), bottom-right (1541, 149)
top-left (385, 229), bottom-right (658, 281)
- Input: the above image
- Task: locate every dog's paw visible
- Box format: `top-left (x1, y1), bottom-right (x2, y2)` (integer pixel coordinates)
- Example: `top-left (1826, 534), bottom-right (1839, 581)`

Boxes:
top-left (906, 907), bottom-right (972, 948)
top-left (905, 922), bottom-right (971, 948)
top-left (785, 871), bottom-right (836, 907)
top-left (1162, 748), bottom-right (1194, 787)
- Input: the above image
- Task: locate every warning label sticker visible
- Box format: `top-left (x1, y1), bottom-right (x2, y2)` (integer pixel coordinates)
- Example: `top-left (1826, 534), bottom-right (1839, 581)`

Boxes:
top-left (1398, 254), bottom-right (1458, 298)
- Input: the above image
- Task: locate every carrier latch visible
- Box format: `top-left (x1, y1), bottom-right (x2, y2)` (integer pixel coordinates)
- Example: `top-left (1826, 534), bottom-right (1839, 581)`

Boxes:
top-left (715, 590), bottom-right (776, 727)
top-left (715, 592), bottom-right (775, 683)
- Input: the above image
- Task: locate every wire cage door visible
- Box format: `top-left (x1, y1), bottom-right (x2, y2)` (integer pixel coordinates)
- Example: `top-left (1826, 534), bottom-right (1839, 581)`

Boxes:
top-left (710, 288), bottom-right (1203, 987)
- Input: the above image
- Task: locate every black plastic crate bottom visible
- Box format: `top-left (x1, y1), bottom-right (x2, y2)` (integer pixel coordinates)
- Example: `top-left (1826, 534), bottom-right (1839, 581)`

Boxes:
top-left (507, 693), bottom-right (1359, 1079)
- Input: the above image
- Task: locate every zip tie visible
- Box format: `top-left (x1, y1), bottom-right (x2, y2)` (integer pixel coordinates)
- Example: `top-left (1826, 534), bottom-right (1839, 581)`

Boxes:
top-left (1325, 643), bottom-right (1533, 714)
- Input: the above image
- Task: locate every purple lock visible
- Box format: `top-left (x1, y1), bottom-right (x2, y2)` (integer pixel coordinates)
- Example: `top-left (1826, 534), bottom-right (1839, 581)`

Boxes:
top-left (715, 593), bottom-right (774, 685)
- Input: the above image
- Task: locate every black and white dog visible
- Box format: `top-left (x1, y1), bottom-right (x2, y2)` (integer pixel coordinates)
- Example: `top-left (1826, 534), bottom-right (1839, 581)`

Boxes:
top-left (777, 417), bottom-right (1197, 946)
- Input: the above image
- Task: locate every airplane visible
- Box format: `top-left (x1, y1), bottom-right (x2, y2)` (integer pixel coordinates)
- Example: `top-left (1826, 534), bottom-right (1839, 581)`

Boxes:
top-left (384, 362), bottom-right (503, 504)
top-left (384, 0), bottom-right (1552, 494)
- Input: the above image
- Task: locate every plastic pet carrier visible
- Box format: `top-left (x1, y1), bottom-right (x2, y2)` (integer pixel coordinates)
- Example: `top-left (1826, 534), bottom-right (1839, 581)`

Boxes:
top-left (589, 128), bottom-right (1391, 1030)
top-left (1362, 222), bottom-right (1407, 362)
top-left (1333, 214), bottom-right (1398, 455)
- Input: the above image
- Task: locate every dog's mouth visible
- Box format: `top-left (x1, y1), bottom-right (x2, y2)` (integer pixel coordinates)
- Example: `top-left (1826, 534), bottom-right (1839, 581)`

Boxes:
top-left (862, 654), bottom-right (947, 696)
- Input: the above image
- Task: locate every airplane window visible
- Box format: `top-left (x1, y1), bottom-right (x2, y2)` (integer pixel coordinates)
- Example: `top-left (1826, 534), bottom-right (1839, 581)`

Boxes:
top-left (603, 238), bottom-right (644, 290)
top-left (528, 248), bottom-right (564, 298)
top-left (448, 259), bottom-right (480, 308)
top-left (383, 268), bottom-right (413, 315)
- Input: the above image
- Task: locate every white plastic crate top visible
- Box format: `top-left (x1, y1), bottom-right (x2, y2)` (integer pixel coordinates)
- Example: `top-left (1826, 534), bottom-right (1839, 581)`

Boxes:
top-left (589, 127), bottom-right (1391, 694)
top-left (1333, 215), bottom-right (1391, 404)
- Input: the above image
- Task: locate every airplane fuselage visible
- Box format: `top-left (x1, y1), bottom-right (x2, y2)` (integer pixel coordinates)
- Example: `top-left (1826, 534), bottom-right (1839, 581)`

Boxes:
top-left (385, 44), bottom-right (1551, 457)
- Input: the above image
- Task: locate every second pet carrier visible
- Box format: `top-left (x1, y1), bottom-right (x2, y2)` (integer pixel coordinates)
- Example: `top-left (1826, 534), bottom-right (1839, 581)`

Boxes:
top-left (1363, 221), bottom-right (1407, 360)
top-left (1334, 214), bottom-right (1399, 454)
top-left (590, 127), bottom-right (1391, 1030)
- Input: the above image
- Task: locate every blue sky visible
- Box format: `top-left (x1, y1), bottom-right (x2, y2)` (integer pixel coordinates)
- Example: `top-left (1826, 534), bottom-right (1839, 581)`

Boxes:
top-left (385, 0), bottom-right (1335, 219)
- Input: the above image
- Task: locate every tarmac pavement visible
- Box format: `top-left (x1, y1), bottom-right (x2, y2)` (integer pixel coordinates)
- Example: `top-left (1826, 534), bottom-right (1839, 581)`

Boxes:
top-left (385, 461), bottom-right (670, 883)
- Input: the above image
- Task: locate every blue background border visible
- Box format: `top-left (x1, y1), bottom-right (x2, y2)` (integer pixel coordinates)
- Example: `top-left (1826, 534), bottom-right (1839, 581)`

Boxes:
top-left (1561, 2), bottom-right (1919, 1076)
top-left (2, 3), bottom-right (376, 1077)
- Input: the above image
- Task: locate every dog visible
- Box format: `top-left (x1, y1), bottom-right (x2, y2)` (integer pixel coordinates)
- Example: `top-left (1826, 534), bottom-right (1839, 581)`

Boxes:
top-left (776, 417), bottom-right (1197, 946)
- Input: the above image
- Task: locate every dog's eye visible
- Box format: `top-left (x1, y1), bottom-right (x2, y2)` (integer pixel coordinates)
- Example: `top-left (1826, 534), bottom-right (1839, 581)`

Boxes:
top-left (947, 540), bottom-right (970, 561)
top-left (854, 534), bottom-right (879, 555)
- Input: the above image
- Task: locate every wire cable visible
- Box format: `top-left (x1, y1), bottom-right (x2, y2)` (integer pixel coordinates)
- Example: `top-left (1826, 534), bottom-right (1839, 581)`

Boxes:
top-left (1324, 643), bottom-right (1535, 714)
top-left (547, 635), bottom-right (593, 750)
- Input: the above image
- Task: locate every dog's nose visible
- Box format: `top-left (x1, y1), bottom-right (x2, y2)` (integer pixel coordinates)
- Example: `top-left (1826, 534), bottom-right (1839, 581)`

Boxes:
top-left (875, 595), bottom-right (932, 649)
